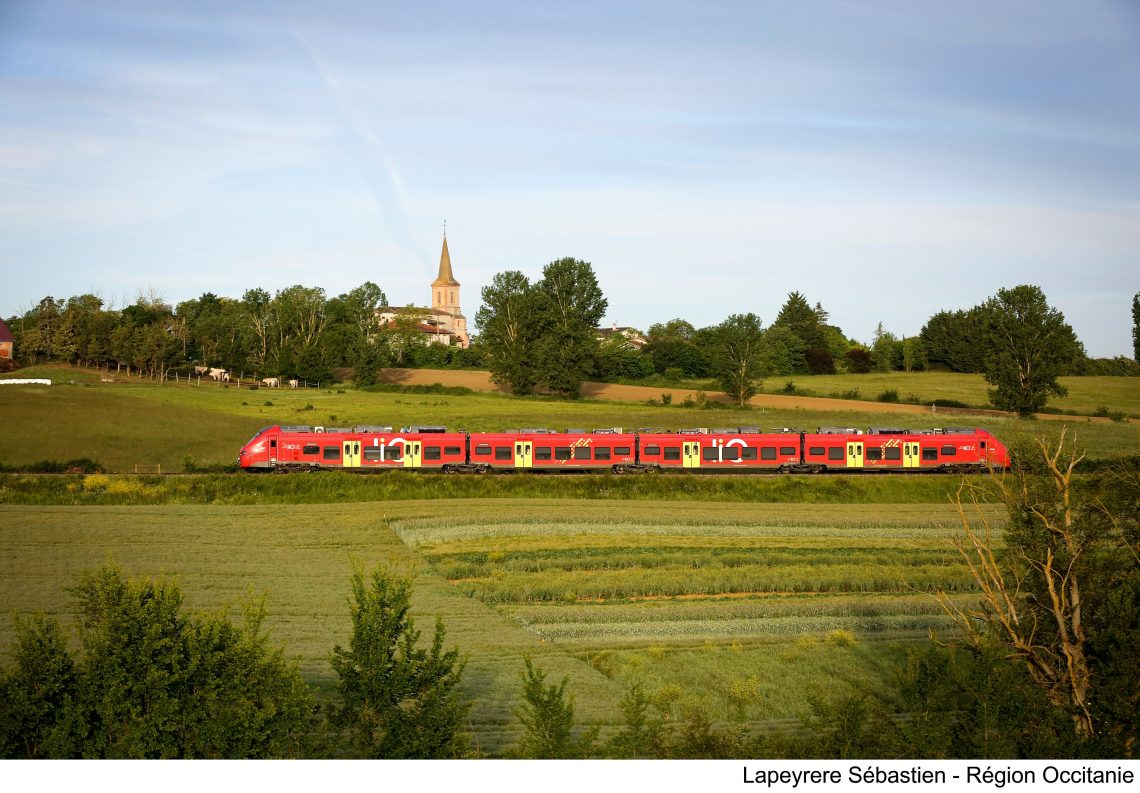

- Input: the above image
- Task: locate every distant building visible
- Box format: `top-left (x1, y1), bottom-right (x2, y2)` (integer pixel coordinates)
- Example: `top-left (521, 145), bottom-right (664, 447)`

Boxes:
top-left (595, 324), bottom-right (647, 350)
top-left (0, 318), bottom-right (13, 361)
top-left (376, 235), bottom-right (469, 348)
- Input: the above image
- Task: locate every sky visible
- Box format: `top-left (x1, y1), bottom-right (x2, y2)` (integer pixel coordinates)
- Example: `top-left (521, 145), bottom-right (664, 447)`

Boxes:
top-left (1, 0), bottom-right (1138, 357)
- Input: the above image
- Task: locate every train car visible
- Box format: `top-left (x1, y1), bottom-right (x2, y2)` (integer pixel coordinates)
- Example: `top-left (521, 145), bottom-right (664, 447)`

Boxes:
top-left (636, 428), bottom-right (802, 472)
top-left (800, 427), bottom-right (1010, 472)
top-left (238, 425), bottom-right (468, 472)
top-left (467, 428), bottom-right (638, 472)
top-left (239, 423), bottom-right (1009, 475)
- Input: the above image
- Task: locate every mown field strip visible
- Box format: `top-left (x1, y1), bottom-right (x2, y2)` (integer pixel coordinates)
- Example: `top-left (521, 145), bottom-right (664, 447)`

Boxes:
top-left (0, 502), bottom-right (626, 754)
top-left (1, 497), bottom-right (1001, 739)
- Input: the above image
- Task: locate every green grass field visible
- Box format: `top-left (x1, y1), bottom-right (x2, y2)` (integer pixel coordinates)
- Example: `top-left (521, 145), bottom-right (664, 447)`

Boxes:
top-left (2, 366), bottom-right (1137, 472)
top-left (0, 499), bottom-right (992, 753)
top-left (687, 370), bottom-right (1140, 417)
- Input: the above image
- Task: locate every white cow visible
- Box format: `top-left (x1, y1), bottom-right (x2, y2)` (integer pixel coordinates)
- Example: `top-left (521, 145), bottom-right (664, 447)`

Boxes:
top-left (194, 366), bottom-right (209, 376)
top-left (288, 379), bottom-right (299, 389)
top-left (262, 377), bottom-right (279, 388)
top-left (221, 371), bottom-right (231, 382)
top-left (208, 367), bottom-right (226, 380)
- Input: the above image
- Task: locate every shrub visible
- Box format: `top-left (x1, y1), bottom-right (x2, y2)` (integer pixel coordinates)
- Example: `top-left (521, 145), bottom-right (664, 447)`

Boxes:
top-left (514, 657), bottom-right (597, 758)
top-left (0, 566), bottom-right (313, 758)
top-left (330, 566), bottom-right (469, 758)
top-left (876, 388), bottom-right (900, 403)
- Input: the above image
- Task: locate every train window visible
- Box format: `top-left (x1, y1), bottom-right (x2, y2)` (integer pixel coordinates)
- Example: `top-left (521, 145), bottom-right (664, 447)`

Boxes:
top-left (980, 441), bottom-right (987, 449)
top-left (475, 444), bottom-right (492, 456)
top-left (809, 446), bottom-right (825, 456)
top-left (741, 447), bottom-right (757, 460)
top-left (761, 447), bottom-right (777, 461)
top-left (574, 447), bottom-right (592, 460)
top-left (865, 448), bottom-right (883, 462)
top-left (722, 446), bottom-right (740, 461)
top-left (663, 447), bottom-right (681, 461)
top-left (423, 446), bottom-right (441, 461)
top-left (555, 447), bottom-right (572, 460)
top-left (388, 446), bottom-right (403, 461)
top-left (495, 447), bottom-right (512, 460)
top-left (303, 444), bottom-right (319, 455)
top-left (323, 446), bottom-right (340, 460)
top-left (445, 446), bottom-right (462, 456)
top-left (615, 446), bottom-right (631, 455)
top-left (779, 446), bottom-right (796, 456)
top-left (702, 447), bottom-right (719, 462)
top-left (827, 448), bottom-right (844, 461)
top-left (535, 447), bottom-right (552, 460)
top-left (594, 447), bottom-right (611, 460)
top-left (363, 448), bottom-right (384, 462)
top-left (644, 444), bottom-right (661, 455)
top-left (941, 445), bottom-right (957, 456)
top-left (884, 447), bottom-right (901, 461)
top-left (923, 449), bottom-right (938, 461)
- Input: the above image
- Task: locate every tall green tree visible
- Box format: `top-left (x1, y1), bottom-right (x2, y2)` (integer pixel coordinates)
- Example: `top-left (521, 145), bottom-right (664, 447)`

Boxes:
top-left (920, 309), bottom-right (985, 373)
top-left (977, 285), bottom-right (1082, 417)
top-left (330, 567), bottom-right (469, 758)
top-left (644, 319), bottom-right (709, 377)
top-left (709, 313), bottom-right (765, 405)
top-left (475, 271), bottom-right (540, 395)
top-left (533, 257), bottom-right (608, 396)
top-left (1132, 291), bottom-right (1139, 363)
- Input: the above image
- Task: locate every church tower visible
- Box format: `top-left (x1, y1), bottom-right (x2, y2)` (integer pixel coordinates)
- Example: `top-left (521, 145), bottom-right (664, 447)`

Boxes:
top-left (431, 234), bottom-right (468, 347)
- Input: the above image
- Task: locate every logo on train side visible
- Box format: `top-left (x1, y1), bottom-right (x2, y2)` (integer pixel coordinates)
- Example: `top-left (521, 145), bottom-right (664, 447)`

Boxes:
top-left (709, 437), bottom-right (749, 463)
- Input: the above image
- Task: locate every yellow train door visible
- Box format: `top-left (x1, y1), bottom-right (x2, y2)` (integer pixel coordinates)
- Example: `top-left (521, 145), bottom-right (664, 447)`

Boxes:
top-left (515, 441), bottom-right (533, 469)
top-left (342, 440), bottom-right (361, 468)
top-left (846, 441), bottom-right (864, 469)
top-left (903, 441), bottom-right (921, 469)
top-left (683, 441), bottom-right (701, 469)
top-left (403, 440), bottom-right (422, 469)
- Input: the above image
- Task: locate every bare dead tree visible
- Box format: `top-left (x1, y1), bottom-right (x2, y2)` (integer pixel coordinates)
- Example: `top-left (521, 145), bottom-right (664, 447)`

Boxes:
top-left (938, 428), bottom-right (1094, 740)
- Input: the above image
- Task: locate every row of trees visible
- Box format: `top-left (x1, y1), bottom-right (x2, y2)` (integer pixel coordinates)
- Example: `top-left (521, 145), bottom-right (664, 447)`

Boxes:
top-left (5, 285), bottom-right (484, 384)
top-left (6, 273), bottom-right (1134, 415)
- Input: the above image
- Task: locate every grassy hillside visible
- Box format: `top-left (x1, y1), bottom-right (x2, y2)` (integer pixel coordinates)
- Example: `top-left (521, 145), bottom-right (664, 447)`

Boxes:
top-left (2, 366), bottom-right (1137, 471)
top-left (763, 371), bottom-right (1140, 416)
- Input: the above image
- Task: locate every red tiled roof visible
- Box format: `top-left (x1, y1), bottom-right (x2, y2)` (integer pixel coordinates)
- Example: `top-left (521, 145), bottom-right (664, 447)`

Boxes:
top-left (0, 318), bottom-right (13, 343)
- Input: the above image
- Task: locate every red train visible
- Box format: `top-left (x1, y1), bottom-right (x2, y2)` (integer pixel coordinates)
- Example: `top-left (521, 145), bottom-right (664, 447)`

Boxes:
top-left (238, 424), bottom-right (1010, 473)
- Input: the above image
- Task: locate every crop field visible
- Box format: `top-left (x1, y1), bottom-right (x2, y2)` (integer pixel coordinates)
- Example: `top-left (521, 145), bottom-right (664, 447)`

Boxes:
top-left (0, 498), bottom-right (998, 753)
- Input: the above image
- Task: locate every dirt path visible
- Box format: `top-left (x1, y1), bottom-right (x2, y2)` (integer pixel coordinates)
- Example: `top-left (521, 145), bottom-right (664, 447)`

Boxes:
top-left (379, 367), bottom-right (1036, 420)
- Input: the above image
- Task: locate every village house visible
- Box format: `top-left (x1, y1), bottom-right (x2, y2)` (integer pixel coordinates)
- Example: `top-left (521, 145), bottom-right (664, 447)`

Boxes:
top-left (595, 324), bottom-right (647, 350)
top-left (0, 317), bottom-right (14, 361)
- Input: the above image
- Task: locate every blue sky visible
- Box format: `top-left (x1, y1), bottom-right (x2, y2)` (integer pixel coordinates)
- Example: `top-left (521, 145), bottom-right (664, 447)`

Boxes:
top-left (2, 0), bottom-right (1138, 356)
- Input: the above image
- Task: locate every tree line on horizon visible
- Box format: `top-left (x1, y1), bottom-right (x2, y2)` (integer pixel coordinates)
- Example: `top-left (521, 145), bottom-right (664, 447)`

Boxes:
top-left (4, 268), bottom-right (1137, 415)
